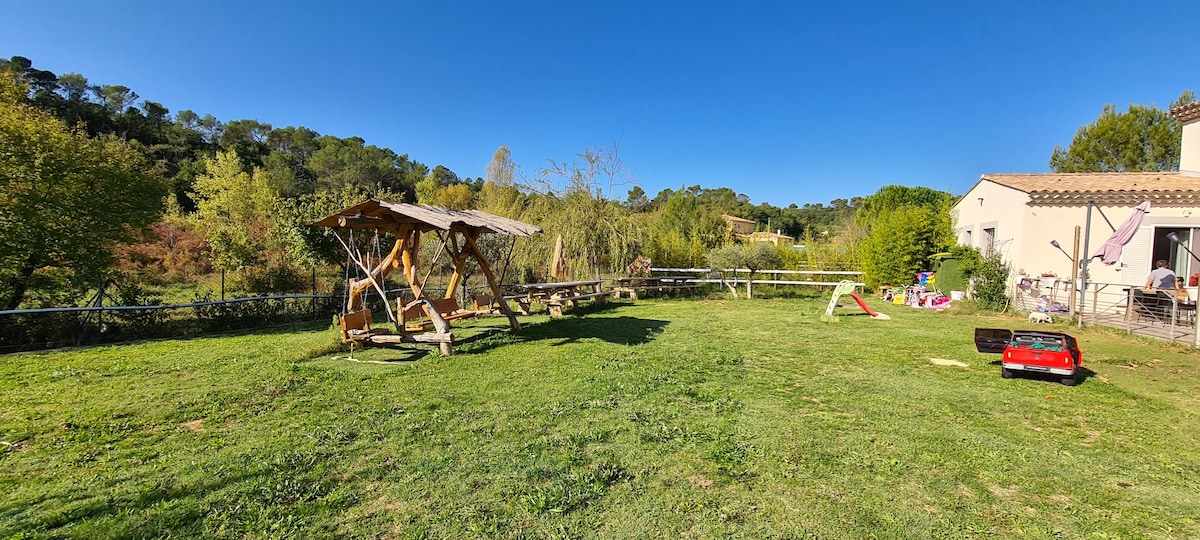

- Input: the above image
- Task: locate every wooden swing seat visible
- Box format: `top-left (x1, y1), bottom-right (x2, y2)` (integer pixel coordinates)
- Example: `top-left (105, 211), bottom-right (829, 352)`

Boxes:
top-left (472, 294), bottom-right (499, 314)
top-left (401, 297), bottom-right (477, 332)
top-left (339, 308), bottom-right (393, 343)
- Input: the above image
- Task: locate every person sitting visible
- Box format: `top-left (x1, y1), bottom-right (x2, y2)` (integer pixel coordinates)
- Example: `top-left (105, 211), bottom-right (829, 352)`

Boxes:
top-left (1176, 277), bottom-right (1192, 304)
top-left (1145, 260), bottom-right (1177, 289)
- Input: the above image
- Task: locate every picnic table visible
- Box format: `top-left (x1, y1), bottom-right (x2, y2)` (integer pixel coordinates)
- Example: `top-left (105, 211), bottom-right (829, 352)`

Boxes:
top-left (611, 275), bottom-right (698, 299)
top-left (508, 280), bottom-right (612, 317)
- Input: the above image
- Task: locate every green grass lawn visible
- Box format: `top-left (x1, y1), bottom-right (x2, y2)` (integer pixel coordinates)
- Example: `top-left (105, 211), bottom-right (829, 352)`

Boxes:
top-left (2, 296), bottom-right (1198, 539)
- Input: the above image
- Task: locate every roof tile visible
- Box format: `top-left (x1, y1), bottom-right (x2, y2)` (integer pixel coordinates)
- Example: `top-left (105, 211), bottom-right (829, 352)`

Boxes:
top-left (979, 172), bottom-right (1200, 207)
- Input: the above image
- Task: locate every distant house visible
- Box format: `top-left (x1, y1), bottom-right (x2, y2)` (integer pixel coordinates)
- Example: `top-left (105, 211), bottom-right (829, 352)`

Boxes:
top-left (952, 99), bottom-right (1200, 293)
top-left (721, 214), bottom-right (756, 235)
top-left (742, 231), bottom-right (796, 246)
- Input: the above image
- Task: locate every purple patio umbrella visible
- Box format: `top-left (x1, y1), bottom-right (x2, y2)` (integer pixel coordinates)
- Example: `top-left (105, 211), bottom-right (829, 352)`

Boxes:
top-left (1090, 201), bottom-right (1151, 265)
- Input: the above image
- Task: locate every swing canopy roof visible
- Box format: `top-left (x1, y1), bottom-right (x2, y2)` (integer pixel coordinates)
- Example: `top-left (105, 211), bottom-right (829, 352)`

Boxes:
top-left (312, 199), bottom-right (542, 237)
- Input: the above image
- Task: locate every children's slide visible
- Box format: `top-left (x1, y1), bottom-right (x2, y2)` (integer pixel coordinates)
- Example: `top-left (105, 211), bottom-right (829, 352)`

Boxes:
top-left (825, 280), bottom-right (891, 320)
top-left (848, 292), bottom-right (889, 319)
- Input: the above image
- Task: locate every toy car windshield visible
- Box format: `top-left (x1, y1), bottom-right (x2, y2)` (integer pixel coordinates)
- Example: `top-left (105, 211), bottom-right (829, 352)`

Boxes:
top-left (1010, 334), bottom-right (1065, 352)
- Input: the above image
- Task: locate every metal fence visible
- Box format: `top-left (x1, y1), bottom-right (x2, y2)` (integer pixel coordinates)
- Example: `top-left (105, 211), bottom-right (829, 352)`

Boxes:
top-left (1012, 277), bottom-right (1200, 346)
top-left (0, 295), bottom-right (340, 354)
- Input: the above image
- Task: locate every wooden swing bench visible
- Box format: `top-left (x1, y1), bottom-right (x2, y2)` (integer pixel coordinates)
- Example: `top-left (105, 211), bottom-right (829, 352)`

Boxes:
top-left (316, 200), bottom-right (544, 358)
top-left (338, 298), bottom-right (456, 355)
top-left (400, 297), bottom-right (479, 332)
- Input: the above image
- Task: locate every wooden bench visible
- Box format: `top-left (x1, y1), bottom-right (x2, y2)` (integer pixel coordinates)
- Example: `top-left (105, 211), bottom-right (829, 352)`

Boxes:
top-left (614, 283), bottom-right (697, 299)
top-left (472, 294), bottom-right (497, 313)
top-left (503, 294), bottom-right (535, 315)
top-left (547, 290), bottom-right (614, 316)
top-left (400, 297), bottom-right (477, 332)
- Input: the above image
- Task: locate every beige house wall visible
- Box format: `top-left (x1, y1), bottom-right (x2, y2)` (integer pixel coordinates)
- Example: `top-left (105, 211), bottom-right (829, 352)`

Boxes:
top-left (1182, 120), bottom-right (1200, 178)
top-left (954, 181), bottom-right (1200, 289)
top-left (722, 216), bottom-right (756, 235)
top-left (952, 180), bottom-right (1029, 261)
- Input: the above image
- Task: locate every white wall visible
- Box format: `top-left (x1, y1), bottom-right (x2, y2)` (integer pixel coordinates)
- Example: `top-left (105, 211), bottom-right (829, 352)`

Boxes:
top-left (952, 179), bottom-right (1029, 269)
top-left (954, 179), bottom-right (1200, 289)
top-left (1182, 120), bottom-right (1200, 178)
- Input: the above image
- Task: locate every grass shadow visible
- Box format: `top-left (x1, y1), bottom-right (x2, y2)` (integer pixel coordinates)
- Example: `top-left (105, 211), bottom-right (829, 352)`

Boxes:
top-left (328, 345), bottom-right (431, 363)
top-left (984, 359), bottom-right (1095, 386)
top-left (458, 315), bottom-right (670, 354)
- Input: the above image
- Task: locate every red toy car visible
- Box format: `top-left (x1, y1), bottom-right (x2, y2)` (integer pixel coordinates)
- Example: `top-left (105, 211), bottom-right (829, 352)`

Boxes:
top-left (974, 328), bottom-right (1083, 386)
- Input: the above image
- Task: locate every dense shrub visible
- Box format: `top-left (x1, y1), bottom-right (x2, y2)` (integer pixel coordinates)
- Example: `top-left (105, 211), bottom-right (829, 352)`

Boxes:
top-left (958, 247), bottom-right (1010, 310)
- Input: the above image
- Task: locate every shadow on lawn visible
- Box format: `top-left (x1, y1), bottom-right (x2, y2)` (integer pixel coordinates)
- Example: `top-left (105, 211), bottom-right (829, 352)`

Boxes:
top-left (320, 304), bottom-right (669, 359)
top-left (458, 313), bottom-right (670, 354)
top-left (985, 359), bottom-right (1097, 385)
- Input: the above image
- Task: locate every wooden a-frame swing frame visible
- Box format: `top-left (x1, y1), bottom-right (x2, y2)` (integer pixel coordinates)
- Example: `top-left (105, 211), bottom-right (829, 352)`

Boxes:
top-left (313, 199), bottom-right (541, 355)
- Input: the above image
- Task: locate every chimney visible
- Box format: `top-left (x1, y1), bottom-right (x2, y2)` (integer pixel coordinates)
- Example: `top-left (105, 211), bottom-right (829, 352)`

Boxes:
top-left (1171, 100), bottom-right (1200, 177)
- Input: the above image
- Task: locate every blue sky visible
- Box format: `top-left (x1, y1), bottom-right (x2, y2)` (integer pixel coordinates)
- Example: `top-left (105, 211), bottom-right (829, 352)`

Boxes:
top-left (3, 1), bottom-right (1198, 207)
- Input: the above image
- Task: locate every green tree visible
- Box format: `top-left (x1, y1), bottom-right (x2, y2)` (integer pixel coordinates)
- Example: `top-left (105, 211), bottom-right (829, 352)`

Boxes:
top-left (92, 84), bottom-right (138, 113)
top-left (856, 185), bottom-right (953, 289)
top-left (192, 150), bottom-right (279, 271)
top-left (623, 185), bottom-right (649, 210)
top-left (1050, 90), bottom-right (1195, 172)
top-left (528, 146), bottom-right (641, 277)
top-left (308, 135), bottom-right (424, 198)
top-left (706, 242), bottom-right (782, 299)
top-left (0, 71), bottom-right (165, 309)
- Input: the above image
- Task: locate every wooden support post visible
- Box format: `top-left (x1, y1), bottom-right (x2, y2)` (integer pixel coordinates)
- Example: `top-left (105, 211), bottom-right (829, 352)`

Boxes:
top-left (402, 227), bottom-right (423, 300)
top-left (463, 231), bottom-right (522, 331)
top-left (444, 231), bottom-right (466, 300)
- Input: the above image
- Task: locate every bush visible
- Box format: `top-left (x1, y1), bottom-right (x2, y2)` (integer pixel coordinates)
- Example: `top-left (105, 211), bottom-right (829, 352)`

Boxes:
top-left (958, 247), bottom-right (1010, 310)
top-left (245, 265), bottom-right (309, 294)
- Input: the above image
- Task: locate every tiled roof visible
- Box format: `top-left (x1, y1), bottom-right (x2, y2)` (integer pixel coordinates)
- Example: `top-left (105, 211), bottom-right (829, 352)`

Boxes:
top-left (740, 231), bottom-right (795, 241)
top-left (1170, 100), bottom-right (1200, 123)
top-left (721, 214), bottom-right (756, 224)
top-left (979, 172), bottom-right (1200, 207)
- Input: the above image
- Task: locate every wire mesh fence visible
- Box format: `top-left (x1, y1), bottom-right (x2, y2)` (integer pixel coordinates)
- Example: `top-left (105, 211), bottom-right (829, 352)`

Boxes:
top-left (0, 295), bottom-right (341, 354)
top-left (1012, 277), bottom-right (1199, 346)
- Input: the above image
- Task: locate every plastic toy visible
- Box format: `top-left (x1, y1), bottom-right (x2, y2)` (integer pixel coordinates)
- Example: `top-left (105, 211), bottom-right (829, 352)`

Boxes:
top-left (974, 328), bottom-right (1083, 386)
top-left (824, 280), bottom-right (890, 320)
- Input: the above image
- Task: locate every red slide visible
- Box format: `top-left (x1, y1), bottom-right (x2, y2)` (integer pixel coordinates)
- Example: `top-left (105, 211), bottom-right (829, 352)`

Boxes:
top-left (848, 292), bottom-right (881, 317)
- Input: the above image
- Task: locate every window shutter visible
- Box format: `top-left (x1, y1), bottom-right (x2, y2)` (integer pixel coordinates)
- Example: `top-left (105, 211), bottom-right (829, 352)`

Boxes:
top-left (1121, 226), bottom-right (1152, 284)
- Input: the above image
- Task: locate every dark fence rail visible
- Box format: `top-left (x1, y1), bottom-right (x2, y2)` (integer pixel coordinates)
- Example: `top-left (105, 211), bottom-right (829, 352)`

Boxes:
top-left (0, 295), bottom-right (340, 354)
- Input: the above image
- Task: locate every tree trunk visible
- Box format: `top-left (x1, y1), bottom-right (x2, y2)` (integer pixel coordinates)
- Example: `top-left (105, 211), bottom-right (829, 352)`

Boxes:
top-left (746, 271), bottom-right (755, 299)
top-left (722, 278), bottom-right (740, 299)
top-left (3, 258), bottom-right (38, 311)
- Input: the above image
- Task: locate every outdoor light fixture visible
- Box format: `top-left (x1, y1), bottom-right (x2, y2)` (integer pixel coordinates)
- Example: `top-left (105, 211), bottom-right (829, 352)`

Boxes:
top-left (1166, 232), bottom-right (1200, 262)
top-left (1050, 240), bottom-right (1074, 262)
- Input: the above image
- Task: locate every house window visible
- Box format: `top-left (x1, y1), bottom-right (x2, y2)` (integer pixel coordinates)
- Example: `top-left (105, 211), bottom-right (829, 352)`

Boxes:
top-left (982, 227), bottom-right (996, 257)
top-left (962, 230), bottom-right (973, 246)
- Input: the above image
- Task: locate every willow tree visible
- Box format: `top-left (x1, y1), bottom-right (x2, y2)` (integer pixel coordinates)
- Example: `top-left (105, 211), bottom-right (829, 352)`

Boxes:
top-left (527, 145), bottom-right (642, 278)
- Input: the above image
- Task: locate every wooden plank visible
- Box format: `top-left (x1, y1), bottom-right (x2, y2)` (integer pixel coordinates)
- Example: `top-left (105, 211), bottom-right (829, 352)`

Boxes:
top-left (367, 332), bottom-right (453, 345)
top-left (552, 291), bottom-right (614, 303)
